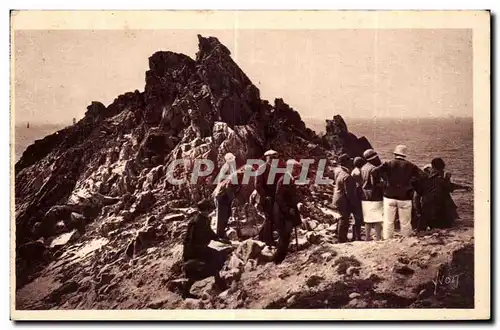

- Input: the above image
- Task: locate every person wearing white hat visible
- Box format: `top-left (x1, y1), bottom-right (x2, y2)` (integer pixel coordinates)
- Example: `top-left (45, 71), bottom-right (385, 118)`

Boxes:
top-left (422, 164), bottom-right (432, 175)
top-left (373, 145), bottom-right (424, 239)
top-left (224, 152), bottom-right (235, 162)
top-left (264, 149), bottom-right (278, 157)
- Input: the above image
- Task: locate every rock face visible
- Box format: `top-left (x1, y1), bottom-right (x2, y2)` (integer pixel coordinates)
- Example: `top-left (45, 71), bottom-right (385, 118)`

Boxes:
top-left (15, 34), bottom-right (366, 248)
top-left (323, 115), bottom-right (373, 158)
top-left (14, 35), bottom-right (472, 312)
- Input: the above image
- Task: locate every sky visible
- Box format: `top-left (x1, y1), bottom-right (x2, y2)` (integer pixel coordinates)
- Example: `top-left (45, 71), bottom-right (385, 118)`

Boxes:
top-left (13, 29), bottom-right (472, 125)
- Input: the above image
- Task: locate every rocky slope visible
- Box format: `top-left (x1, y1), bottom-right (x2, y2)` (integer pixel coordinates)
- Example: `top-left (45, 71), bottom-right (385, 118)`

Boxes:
top-left (14, 35), bottom-right (474, 311)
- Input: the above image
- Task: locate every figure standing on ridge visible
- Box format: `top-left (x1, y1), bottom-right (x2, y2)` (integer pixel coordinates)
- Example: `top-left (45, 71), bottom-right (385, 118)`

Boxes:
top-left (255, 149), bottom-right (280, 246)
top-left (212, 152), bottom-right (237, 241)
top-left (417, 157), bottom-right (471, 230)
top-left (331, 154), bottom-right (363, 243)
top-left (373, 145), bottom-right (424, 239)
top-left (360, 149), bottom-right (384, 241)
top-left (272, 159), bottom-right (302, 264)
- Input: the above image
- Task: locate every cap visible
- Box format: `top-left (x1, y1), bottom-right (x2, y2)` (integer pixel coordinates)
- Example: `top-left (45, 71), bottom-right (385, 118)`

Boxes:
top-left (393, 145), bottom-right (407, 158)
top-left (431, 157), bottom-right (446, 171)
top-left (353, 157), bottom-right (365, 168)
top-left (197, 198), bottom-right (215, 212)
top-left (338, 153), bottom-right (350, 164)
top-left (264, 149), bottom-right (278, 157)
top-left (224, 152), bottom-right (235, 162)
top-left (363, 149), bottom-right (378, 161)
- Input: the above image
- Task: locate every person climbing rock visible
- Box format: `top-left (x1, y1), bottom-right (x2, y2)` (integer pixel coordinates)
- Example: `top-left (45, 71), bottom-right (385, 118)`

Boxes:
top-left (273, 160), bottom-right (302, 264)
top-left (331, 154), bottom-right (363, 243)
top-left (182, 199), bottom-right (227, 298)
top-left (255, 149), bottom-right (281, 246)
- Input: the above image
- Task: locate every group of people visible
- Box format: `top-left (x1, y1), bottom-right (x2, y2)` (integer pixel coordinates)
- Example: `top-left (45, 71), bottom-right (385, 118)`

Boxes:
top-left (210, 150), bottom-right (303, 264)
top-left (340, 145), bottom-right (471, 243)
top-left (179, 146), bottom-right (471, 298)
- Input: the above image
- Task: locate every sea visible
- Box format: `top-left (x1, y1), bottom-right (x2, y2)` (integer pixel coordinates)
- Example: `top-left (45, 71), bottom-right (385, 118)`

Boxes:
top-left (306, 117), bottom-right (474, 225)
top-left (14, 117), bottom-right (474, 223)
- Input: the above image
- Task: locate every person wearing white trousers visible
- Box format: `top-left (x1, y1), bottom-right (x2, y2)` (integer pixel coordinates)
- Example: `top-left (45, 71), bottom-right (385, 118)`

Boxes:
top-left (373, 145), bottom-right (424, 240)
top-left (382, 198), bottom-right (412, 239)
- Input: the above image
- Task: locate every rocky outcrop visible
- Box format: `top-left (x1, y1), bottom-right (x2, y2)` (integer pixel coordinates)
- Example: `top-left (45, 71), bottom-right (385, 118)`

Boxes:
top-left (322, 115), bottom-right (373, 158)
top-left (14, 34), bottom-right (471, 312)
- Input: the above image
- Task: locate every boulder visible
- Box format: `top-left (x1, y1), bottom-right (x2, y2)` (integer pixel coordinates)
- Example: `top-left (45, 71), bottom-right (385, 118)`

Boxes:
top-left (228, 254), bottom-right (244, 270)
top-left (182, 298), bottom-right (204, 310)
top-left (235, 239), bottom-right (265, 263)
top-left (50, 230), bottom-right (80, 248)
top-left (394, 265), bottom-right (415, 276)
top-left (226, 228), bottom-right (238, 241)
top-left (305, 275), bottom-right (324, 288)
top-left (125, 226), bottom-right (158, 258)
top-left (259, 246), bottom-right (276, 263)
top-left (349, 292), bottom-right (361, 299)
top-left (295, 237), bottom-right (311, 251)
top-left (306, 232), bottom-right (321, 245)
top-left (130, 191), bottom-right (155, 215)
top-left (17, 239), bottom-right (48, 265)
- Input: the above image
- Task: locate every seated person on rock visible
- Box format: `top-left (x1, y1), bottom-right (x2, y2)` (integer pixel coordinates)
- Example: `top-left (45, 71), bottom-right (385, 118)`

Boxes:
top-left (182, 199), bottom-right (227, 298)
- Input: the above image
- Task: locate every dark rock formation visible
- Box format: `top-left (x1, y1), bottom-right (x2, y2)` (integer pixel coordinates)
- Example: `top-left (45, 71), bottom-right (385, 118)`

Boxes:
top-left (14, 35), bottom-right (373, 284)
top-left (323, 115), bottom-right (373, 158)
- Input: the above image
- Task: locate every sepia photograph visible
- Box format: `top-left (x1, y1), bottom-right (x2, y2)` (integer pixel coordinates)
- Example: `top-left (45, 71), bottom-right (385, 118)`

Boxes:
top-left (10, 10), bottom-right (490, 320)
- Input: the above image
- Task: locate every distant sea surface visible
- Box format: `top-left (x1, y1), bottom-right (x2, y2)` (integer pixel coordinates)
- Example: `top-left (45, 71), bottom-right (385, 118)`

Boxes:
top-left (14, 124), bottom-right (66, 162)
top-left (15, 117), bottom-right (474, 223)
top-left (305, 117), bottom-right (474, 224)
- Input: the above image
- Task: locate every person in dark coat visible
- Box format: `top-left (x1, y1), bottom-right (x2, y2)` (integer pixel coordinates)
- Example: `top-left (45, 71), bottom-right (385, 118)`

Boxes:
top-left (212, 152), bottom-right (237, 239)
top-left (331, 155), bottom-right (363, 243)
top-left (182, 199), bottom-right (227, 298)
top-left (360, 149), bottom-right (384, 241)
top-left (351, 156), bottom-right (366, 240)
top-left (417, 158), bottom-right (471, 230)
top-left (373, 145), bottom-right (425, 239)
top-left (255, 150), bottom-right (281, 246)
top-left (273, 160), bottom-right (302, 264)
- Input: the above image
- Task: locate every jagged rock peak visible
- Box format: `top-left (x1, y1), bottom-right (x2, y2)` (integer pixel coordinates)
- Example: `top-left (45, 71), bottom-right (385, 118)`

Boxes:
top-left (148, 51), bottom-right (195, 76)
top-left (196, 34), bottom-right (231, 61)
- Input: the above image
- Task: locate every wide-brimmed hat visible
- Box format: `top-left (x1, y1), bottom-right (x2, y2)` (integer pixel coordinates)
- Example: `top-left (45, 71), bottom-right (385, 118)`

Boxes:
top-left (431, 157), bottom-right (446, 171)
top-left (224, 152), bottom-right (235, 162)
top-left (363, 149), bottom-right (378, 161)
top-left (264, 149), bottom-right (278, 157)
top-left (423, 164), bottom-right (432, 172)
top-left (393, 145), bottom-right (407, 158)
top-left (197, 198), bottom-right (215, 212)
top-left (353, 157), bottom-right (365, 168)
top-left (338, 153), bottom-right (350, 164)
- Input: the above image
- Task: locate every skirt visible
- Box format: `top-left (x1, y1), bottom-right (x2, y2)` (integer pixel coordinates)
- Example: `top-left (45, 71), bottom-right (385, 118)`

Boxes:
top-left (361, 201), bottom-right (383, 223)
